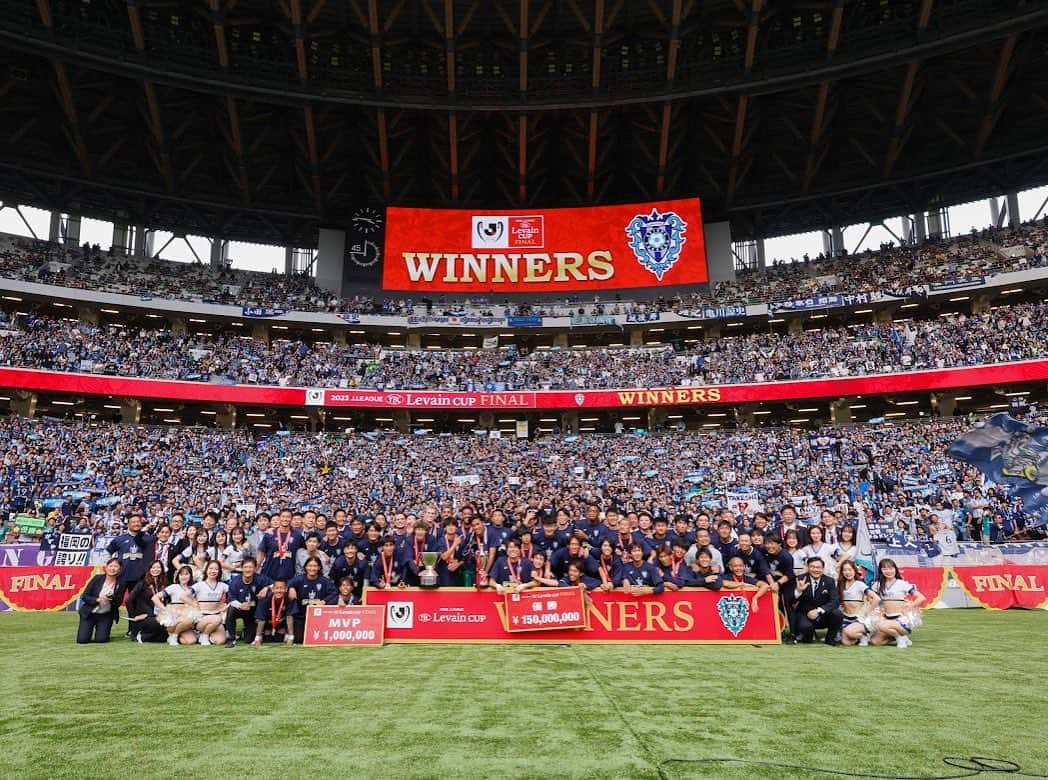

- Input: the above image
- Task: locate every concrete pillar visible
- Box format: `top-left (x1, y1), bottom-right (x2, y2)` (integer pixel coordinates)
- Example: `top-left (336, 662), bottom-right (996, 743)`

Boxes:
top-left (989, 197), bottom-right (1002, 228)
top-left (120, 399), bottom-right (141, 425)
top-left (479, 411), bottom-right (495, 429)
top-left (648, 407), bottom-right (668, 431)
top-left (1006, 191), bottom-right (1020, 228)
top-left (704, 324), bottom-right (722, 340)
top-left (210, 238), bottom-right (228, 269)
top-left (736, 404), bottom-right (757, 428)
top-left (787, 318), bottom-right (804, 335)
top-left (252, 322), bottom-right (269, 343)
top-left (913, 214), bottom-right (927, 243)
top-left (112, 220), bottom-right (130, 255)
top-left (77, 306), bottom-right (99, 325)
top-left (554, 333), bottom-right (569, 348)
top-left (331, 328), bottom-right (347, 345)
top-left (10, 390), bottom-right (37, 418)
top-left (933, 393), bottom-right (957, 418)
top-left (406, 333), bottom-right (422, 349)
top-left (49, 211), bottom-right (63, 243)
top-left (285, 246), bottom-right (295, 275)
top-left (134, 224), bottom-right (154, 258)
top-left (874, 308), bottom-right (894, 325)
top-left (755, 238), bottom-right (766, 269)
top-left (215, 405), bottom-right (237, 429)
top-left (629, 330), bottom-right (644, 346)
top-left (309, 408), bottom-right (326, 433)
top-left (829, 399), bottom-right (852, 425)
top-left (63, 215), bottom-right (81, 246)
top-left (560, 410), bottom-right (578, 435)
top-left (393, 410), bottom-right (410, 434)
top-left (170, 317), bottom-right (188, 335)
top-left (971, 294), bottom-right (992, 315)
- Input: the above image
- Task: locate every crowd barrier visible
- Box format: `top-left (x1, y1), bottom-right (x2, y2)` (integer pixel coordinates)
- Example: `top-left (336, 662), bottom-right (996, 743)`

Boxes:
top-left (1, 359), bottom-right (1046, 409)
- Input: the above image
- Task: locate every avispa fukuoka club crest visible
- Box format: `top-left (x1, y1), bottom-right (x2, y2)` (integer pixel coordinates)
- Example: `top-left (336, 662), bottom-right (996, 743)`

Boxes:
top-left (626, 208), bottom-right (687, 281)
top-left (716, 594), bottom-right (749, 637)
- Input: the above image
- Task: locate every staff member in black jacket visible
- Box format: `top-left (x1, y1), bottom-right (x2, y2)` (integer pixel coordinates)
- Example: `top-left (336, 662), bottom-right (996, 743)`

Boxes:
top-left (126, 560), bottom-right (167, 643)
top-left (787, 557), bottom-right (843, 645)
top-left (76, 558), bottom-right (127, 644)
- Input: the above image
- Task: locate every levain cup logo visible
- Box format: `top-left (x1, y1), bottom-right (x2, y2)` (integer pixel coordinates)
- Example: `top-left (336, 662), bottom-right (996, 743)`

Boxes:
top-left (625, 208), bottom-right (687, 281)
top-left (716, 594), bottom-right (749, 637)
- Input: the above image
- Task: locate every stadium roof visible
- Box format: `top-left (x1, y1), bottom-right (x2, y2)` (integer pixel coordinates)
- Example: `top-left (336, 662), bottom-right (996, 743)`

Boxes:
top-left (0, 0), bottom-right (1046, 246)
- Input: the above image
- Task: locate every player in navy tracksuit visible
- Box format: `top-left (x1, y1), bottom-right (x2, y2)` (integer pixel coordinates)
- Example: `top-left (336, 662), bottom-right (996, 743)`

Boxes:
top-left (532, 516), bottom-right (568, 557)
top-left (436, 520), bottom-right (467, 586)
top-left (224, 559), bottom-right (272, 647)
top-left (655, 545), bottom-right (690, 590)
top-left (558, 560), bottom-right (601, 590)
top-left (617, 543), bottom-right (665, 594)
top-left (590, 539), bottom-right (623, 591)
top-left (105, 514), bottom-right (155, 590)
top-left (733, 533), bottom-right (770, 580)
top-left (671, 515), bottom-right (696, 548)
top-left (488, 539), bottom-right (535, 589)
top-left (257, 512), bottom-right (303, 582)
top-left (287, 557), bottom-right (336, 644)
top-left (686, 548), bottom-right (724, 590)
top-left (252, 580), bottom-right (293, 645)
top-left (369, 537), bottom-right (409, 589)
top-left (549, 536), bottom-right (596, 579)
top-left (614, 520), bottom-right (651, 559)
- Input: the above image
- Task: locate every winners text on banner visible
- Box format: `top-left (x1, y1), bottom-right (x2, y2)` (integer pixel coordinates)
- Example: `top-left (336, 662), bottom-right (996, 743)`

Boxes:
top-left (367, 587), bottom-right (780, 644)
top-left (382, 199), bottom-right (707, 293)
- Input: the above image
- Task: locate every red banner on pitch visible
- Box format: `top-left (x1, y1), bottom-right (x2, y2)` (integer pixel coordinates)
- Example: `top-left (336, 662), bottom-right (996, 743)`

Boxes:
top-left (504, 586), bottom-right (588, 632)
top-left (0, 566), bottom-right (97, 611)
top-left (366, 587), bottom-right (780, 644)
top-left (902, 567), bottom-right (949, 607)
top-left (383, 199), bottom-right (707, 293)
top-left (950, 566), bottom-right (1048, 610)
top-left (303, 605), bottom-right (385, 646)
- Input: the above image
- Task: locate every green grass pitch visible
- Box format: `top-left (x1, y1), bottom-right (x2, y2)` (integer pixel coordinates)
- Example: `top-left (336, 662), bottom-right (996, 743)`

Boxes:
top-left (2, 610), bottom-right (1046, 779)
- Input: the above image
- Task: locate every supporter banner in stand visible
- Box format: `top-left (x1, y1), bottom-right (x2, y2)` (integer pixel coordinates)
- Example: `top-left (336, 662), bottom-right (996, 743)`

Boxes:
top-left (0, 566), bottom-right (98, 611)
top-left (950, 565), bottom-right (1048, 610)
top-left (366, 587), bottom-right (780, 644)
top-left (1, 360), bottom-right (1048, 410)
top-left (382, 199), bottom-right (707, 293)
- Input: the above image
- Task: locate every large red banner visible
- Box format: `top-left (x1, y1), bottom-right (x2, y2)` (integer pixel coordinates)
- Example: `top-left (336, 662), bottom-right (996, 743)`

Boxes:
top-left (503, 586), bottom-right (588, 632)
top-left (382, 199), bottom-right (707, 292)
top-left (0, 566), bottom-right (98, 611)
top-left (366, 587), bottom-right (781, 644)
top-left (0, 360), bottom-right (1046, 410)
top-left (951, 565), bottom-right (1048, 610)
top-left (302, 605), bottom-right (386, 646)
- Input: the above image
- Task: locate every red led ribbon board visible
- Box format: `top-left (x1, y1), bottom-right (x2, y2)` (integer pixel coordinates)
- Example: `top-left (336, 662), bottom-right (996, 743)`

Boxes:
top-left (382, 199), bottom-right (707, 293)
top-left (302, 605), bottom-right (386, 646)
top-left (503, 586), bottom-right (589, 632)
top-left (366, 587), bottom-right (781, 644)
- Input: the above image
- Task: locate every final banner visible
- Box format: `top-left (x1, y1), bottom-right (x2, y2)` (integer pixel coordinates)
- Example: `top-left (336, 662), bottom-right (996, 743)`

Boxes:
top-left (382, 199), bottom-right (707, 293)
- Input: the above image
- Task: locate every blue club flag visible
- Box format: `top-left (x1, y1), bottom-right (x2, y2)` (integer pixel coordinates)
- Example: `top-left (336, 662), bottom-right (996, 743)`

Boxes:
top-left (947, 413), bottom-right (1048, 526)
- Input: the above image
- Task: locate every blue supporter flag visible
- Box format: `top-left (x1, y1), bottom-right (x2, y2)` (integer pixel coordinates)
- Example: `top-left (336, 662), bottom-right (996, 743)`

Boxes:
top-left (947, 413), bottom-right (1048, 525)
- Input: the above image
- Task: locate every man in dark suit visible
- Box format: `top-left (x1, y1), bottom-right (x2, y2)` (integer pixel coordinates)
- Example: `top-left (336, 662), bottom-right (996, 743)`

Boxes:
top-left (787, 557), bottom-right (843, 645)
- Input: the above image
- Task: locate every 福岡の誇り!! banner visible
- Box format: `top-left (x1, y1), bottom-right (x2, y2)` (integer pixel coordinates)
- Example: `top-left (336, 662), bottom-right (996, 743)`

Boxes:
top-left (382, 199), bottom-right (707, 293)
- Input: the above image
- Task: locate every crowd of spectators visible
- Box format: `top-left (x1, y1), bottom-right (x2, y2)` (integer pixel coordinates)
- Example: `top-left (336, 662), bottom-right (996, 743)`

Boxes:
top-left (2, 414), bottom-right (1040, 554)
top-left (0, 301), bottom-right (1043, 389)
top-left (1, 219), bottom-right (1045, 318)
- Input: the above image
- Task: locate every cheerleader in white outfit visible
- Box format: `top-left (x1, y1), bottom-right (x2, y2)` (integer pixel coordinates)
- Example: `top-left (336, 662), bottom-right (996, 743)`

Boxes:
top-left (836, 560), bottom-right (877, 646)
top-left (870, 558), bottom-right (926, 648)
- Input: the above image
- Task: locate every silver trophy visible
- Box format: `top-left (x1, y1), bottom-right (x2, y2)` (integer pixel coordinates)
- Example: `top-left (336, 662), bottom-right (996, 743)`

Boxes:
top-left (420, 551), bottom-right (439, 588)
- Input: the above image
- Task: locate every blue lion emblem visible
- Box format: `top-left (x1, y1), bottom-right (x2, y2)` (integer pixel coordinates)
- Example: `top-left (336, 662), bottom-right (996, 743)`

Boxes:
top-left (626, 208), bottom-right (687, 281)
top-left (716, 595), bottom-right (749, 637)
